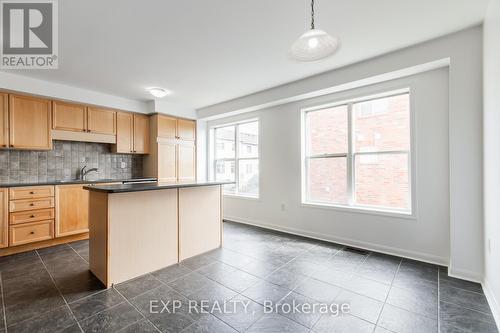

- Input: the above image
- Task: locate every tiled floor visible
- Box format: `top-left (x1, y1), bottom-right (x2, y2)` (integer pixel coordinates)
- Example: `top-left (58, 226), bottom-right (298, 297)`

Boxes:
top-left (0, 221), bottom-right (497, 333)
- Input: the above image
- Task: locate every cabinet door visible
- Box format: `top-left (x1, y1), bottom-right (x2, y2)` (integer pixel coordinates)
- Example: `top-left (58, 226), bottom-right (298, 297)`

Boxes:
top-left (177, 119), bottom-right (196, 141)
top-left (133, 114), bottom-right (150, 154)
top-left (9, 94), bottom-right (52, 150)
top-left (55, 185), bottom-right (89, 237)
top-left (0, 189), bottom-right (8, 248)
top-left (115, 112), bottom-right (133, 153)
top-left (157, 115), bottom-right (177, 139)
top-left (52, 101), bottom-right (87, 132)
top-left (87, 107), bottom-right (116, 135)
top-left (177, 142), bottom-right (196, 181)
top-left (158, 142), bottom-right (177, 182)
top-left (0, 93), bottom-right (8, 148)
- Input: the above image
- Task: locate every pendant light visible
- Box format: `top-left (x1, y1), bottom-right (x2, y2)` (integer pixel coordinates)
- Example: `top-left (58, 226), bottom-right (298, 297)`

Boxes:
top-left (290, 0), bottom-right (340, 62)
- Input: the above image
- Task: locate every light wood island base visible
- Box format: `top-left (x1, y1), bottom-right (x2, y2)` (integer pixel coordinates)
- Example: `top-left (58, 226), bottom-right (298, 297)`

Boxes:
top-left (86, 182), bottom-right (225, 288)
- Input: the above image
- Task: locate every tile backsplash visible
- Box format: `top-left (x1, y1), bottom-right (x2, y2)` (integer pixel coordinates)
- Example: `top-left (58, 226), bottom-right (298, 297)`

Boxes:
top-left (0, 141), bottom-right (143, 184)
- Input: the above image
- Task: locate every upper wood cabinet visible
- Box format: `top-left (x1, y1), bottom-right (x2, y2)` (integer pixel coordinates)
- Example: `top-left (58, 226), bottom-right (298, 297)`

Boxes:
top-left (9, 94), bottom-right (52, 150)
top-left (55, 185), bottom-right (89, 237)
top-left (0, 188), bottom-right (8, 248)
top-left (114, 112), bottom-right (149, 154)
top-left (177, 119), bottom-right (196, 141)
top-left (133, 114), bottom-right (149, 154)
top-left (87, 107), bottom-right (116, 135)
top-left (0, 93), bottom-right (8, 149)
top-left (157, 116), bottom-right (177, 139)
top-left (52, 101), bottom-right (87, 132)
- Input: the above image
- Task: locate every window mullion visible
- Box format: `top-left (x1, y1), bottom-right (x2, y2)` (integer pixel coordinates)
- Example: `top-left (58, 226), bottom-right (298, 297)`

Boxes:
top-left (235, 124), bottom-right (239, 194)
top-left (347, 103), bottom-right (354, 206)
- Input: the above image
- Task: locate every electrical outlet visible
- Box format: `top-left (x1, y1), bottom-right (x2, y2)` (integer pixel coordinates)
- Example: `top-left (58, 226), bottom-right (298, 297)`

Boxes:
top-left (120, 161), bottom-right (126, 169)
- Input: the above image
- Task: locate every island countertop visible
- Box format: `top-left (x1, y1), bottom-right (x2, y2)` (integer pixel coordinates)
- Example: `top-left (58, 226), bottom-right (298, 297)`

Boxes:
top-left (83, 181), bottom-right (234, 193)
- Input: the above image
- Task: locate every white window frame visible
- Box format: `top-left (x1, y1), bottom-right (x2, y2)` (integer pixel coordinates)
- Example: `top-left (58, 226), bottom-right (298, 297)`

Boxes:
top-left (301, 89), bottom-right (414, 216)
top-left (211, 119), bottom-right (259, 198)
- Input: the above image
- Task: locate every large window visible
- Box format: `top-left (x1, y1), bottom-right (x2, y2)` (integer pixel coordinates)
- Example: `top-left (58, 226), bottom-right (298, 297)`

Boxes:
top-left (303, 91), bottom-right (411, 214)
top-left (213, 120), bottom-right (259, 197)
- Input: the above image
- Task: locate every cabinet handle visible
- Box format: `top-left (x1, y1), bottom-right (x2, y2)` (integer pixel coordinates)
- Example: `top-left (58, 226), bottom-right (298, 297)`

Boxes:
top-left (88, 129), bottom-right (91, 133)
top-left (30, 215), bottom-right (35, 218)
top-left (29, 191), bottom-right (34, 194)
top-left (29, 231), bottom-right (35, 235)
top-left (29, 203), bottom-right (34, 206)
top-left (1, 144), bottom-right (6, 147)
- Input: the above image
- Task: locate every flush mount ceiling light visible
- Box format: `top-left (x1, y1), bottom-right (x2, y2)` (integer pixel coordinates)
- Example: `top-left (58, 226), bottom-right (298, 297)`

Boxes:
top-left (290, 0), bottom-right (340, 62)
top-left (148, 87), bottom-right (170, 98)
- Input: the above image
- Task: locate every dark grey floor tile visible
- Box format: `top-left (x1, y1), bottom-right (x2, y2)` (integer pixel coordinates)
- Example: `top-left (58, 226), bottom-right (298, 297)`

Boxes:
top-left (293, 277), bottom-right (341, 303)
top-left (438, 268), bottom-right (483, 294)
top-left (168, 272), bottom-right (217, 297)
top-left (211, 268), bottom-right (261, 292)
top-left (181, 253), bottom-right (217, 271)
top-left (374, 326), bottom-right (394, 333)
top-left (57, 273), bottom-right (106, 303)
top-left (0, 250), bottom-right (46, 279)
top-left (378, 304), bottom-right (438, 333)
top-left (182, 314), bottom-right (237, 333)
top-left (213, 249), bottom-right (256, 270)
top-left (68, 240), bottom-right (89, 252)
top-left (335, 290), bottom-right (383, 324)
top-left (120, 319), bottom-right (158, 333)
top-left (313, 313), bottom-right (375, 333)
top-left (186, 282), bottom-right (237, 307)
top-left (355, 253), bottom-right (400, 284)
top-left (130, 284), bottom-right (187, 316)
top-left (440, 284), bottom-right (492, 314)
top-left (397, 259), bottom-right (438, 283)
top-left (276, 292), bottom-right (322, 328)
top-left (311, 267), bottom-right (353, 288)
top-left (239, 260), bottom-right (283, 279)
top-left (7, 305), bottom-right (76, 333)
top-left (58, 323), bottom-right (84, 333)
top-left (69, 288), bottom-right (125, 321)
top-left (386, 285), bottom-right (438, 318)
top-left (285, 255), bottom-right (331, 275)
top-left (79, 302), bottom-right (143, 333)
top-left (152, 264), bottom-right (192, 284)
top-left (439, 322), bottom-right (469, 333)
top-left (247, 313), bottom-right (309, 333)
top-left (115, 274), bottom-right (162, 300)
top-left (197, 261), bottom-right (237, 280)
top-left (340, 275), bottom-right (390, 302)
top-left (213, 295), bottom-right (265, 332)
top-left (265, 267), bottom-right (308, 290)
top-left (392, 271), bottom-right (438, 291)
top-left (146, 301), bottom-right (201, 333)
top-left (439, 301), bottom-right (498, 333)
top-left (241, 280), bottom-right (291, 306)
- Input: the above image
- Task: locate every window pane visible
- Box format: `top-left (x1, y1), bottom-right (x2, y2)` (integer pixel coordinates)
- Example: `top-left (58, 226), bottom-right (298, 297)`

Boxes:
top-left (239, 122), bottom-right (259, 158)
top-left (354, 153), bottom-right (410, 210)
top-left (215, 160), bottom-right (235, 181)
top-left (238, 159), bottom-right (259, 196)
top-left (353, 94), bottom-right (410, 152)
top-left (307, 157), bottom-right (348, 205)
top-left (306, 105), bottom-right (348, 155)
top-left (215, 126), bottom-right (235, 159)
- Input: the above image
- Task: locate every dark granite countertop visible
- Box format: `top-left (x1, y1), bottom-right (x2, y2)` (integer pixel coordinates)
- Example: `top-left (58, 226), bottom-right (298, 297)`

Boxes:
top-left (0, 177), bottom-right (157, 188)
top-left (84, 181), bottom-right (234, 193)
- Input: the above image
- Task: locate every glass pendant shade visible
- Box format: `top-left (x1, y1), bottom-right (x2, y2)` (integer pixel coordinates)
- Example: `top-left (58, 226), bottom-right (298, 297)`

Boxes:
top-left (290, 29), bottom-right (340, 62)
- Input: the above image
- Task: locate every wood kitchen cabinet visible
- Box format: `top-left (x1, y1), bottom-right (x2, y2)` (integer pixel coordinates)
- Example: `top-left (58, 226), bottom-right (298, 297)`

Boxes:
top-left (0, 93), bottom-right (9, 149)
top-left (55, 185), bottom-right (89, 237)
top-left (87, 107), bottom-right (116, 135)
top-left (9, 94), bottom-right (52, 150)
top-left (114, 112), bottom-right (149, 154)
top-left (144, 114), bottom-right (196, 182)
top-left (52, 101), bottom-right (87, 132)
top-left (0, 189), bottom-right (8, 248)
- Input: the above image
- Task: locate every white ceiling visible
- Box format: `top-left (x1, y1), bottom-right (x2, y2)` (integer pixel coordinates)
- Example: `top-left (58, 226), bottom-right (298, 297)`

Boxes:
top-left (3, 0), bottom-right (489, 110)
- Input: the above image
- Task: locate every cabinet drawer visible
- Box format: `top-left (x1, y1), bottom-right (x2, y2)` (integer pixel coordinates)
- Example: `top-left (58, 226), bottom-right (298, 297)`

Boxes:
top-left (9, 186), bottom-right (54, 200)
top-left (10, 208), bottom-right (55, 225)
top-left (9, 197), bottom-right (55, 212)
top-left (9, 220), bottom-right (54, 246)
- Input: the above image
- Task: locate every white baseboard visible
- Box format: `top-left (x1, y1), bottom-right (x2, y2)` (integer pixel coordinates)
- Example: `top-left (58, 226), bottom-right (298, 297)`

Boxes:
top-left (482, 279), bottom-right (500, 329)
top-left (448, 266), bottom-right (483, 283)
top-left (224, 215), bottom-right (449, 267)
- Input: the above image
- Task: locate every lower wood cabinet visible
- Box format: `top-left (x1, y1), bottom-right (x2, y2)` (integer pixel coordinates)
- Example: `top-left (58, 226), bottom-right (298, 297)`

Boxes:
top-left (10, 220), bottom-right (54, 246)
top-left (0, 189), bottom-right (8, 248)
top-left (55, 185), bottom-right (89, 237)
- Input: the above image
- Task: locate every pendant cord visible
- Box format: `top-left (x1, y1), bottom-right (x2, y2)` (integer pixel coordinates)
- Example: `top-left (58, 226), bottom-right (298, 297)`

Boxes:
top-left (311, 0), bottom-right (315, 29)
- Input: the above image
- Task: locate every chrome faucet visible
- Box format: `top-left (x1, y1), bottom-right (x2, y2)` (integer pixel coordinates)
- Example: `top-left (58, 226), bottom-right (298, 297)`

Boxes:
top-left (79, 166), bottom-right (98, 181)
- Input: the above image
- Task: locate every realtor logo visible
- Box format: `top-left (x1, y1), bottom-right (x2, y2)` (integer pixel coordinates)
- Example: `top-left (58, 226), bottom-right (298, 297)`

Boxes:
top-left (1, 0), bottom-right (58, 68)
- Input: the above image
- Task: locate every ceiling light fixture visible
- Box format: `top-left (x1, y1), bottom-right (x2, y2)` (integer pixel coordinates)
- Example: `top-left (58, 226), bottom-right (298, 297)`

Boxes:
top-left (148, 87), bottom-right (170, 98)
top-left (290, 0), bottom-right (340, 62)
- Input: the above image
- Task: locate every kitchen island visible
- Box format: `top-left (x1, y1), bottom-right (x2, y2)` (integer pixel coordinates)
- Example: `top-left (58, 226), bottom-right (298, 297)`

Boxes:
top-left (84, 181), bottom-right (231, 287)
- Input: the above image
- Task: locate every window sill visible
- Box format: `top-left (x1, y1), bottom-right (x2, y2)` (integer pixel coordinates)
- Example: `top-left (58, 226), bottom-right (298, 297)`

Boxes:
top-left (223, 193), bottom-right (260, 201)
top-left (301, 201), bottom-right (416, 220)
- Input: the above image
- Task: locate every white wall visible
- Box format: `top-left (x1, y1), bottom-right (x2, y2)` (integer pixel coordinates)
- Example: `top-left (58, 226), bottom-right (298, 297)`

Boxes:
top-left (208, 69), bottom-right (450, 264)
top-left (200, 27), bottom-right (484, 280)
top-left (483, 0), bottom-right (500, 324)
